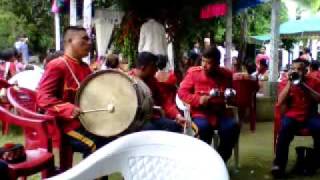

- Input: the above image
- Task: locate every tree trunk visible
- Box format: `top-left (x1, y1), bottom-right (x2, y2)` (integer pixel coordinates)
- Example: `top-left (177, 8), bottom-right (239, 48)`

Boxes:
top-left (239, 10), bottom-right (248, 65)
top-left (173, 39), bottom-right (183, 84)
top-left (225, 0), bottom-right (233, 69)
top-left (269, 0), bottom-right (280, 82)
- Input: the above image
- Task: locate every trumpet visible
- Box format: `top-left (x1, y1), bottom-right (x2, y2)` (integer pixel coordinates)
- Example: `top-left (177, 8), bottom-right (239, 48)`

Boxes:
top-left (209, 88), bottom-right (236, 98)
top-left (289, 72), bottom-right (302, 85)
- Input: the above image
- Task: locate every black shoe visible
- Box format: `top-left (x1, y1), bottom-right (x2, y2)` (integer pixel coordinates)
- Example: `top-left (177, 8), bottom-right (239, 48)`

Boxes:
top-left (271, 165), bottom-right (286, 179)
top-left (304, 147), bottom-right (317, 176)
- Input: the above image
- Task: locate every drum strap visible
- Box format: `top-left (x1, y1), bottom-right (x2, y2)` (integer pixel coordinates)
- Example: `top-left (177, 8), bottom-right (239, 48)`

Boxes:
top-left (62, 58), bottom-right (81, 88)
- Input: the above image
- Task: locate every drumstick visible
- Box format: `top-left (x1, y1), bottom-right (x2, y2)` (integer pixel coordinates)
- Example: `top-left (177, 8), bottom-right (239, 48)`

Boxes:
top-left (81, 104), bottom-right (115, 114)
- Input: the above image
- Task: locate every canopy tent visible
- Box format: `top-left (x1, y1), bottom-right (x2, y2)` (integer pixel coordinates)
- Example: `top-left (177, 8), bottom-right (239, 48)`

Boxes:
top-left (250, 16), bottom-right (320, 44)
top-left (280, 16), bottom-right (320, 38)
top-left (248, 34), bottom-right (271, 45)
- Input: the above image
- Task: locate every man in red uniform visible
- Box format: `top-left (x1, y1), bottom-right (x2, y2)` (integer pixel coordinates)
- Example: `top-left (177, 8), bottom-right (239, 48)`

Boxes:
top-left (178, 46), bottom-right (239, 162)
top-left (308, 60), bottom-right (320, 80)
top-left (37, 26), bottom-right (111, 159)
top-left (272, 59), bottom-right (320, 177)
top-left (129, 52), bottom-right (187, 132)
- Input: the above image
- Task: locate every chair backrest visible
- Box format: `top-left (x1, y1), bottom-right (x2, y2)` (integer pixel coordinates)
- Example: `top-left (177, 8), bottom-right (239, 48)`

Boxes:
top-left (7, 87), bottom-right (59, 149)
top-left (47, 131), bottom-right (229, 180)
top-left (0, 105), bottom-right (51, 151)
top-left (232, 79), bottom-right (259, 107)
top-left (7, 87), bottom-right (37, 113)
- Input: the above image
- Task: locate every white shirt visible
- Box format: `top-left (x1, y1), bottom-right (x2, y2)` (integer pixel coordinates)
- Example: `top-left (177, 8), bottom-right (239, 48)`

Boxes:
top-left (138, 19), bottom-right (167, 55)
top-left (15, 41), bottom-right (29, 64)
top-left (217, 46), bottom-right (225, 67)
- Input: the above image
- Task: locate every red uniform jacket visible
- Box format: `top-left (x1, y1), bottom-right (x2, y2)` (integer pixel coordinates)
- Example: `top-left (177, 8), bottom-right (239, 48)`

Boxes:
top-left (308, 71), bottom-right (320, 81)
top-left (0, 62), bottom-right (16, 80)
top-left (278, 75), bottom-right (320, 122)
top-left (178, 66), bottom-right (233, 126)
top-left (37, 55), bottom-right (92, 133)
top-left (129, 69), bottom-right (180, 120)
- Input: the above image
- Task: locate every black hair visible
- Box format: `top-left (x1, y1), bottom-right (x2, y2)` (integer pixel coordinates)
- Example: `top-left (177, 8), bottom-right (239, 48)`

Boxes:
top-left (63, 26), bottom-right (87, 44)
top-left (44, 50), bottom-right (64, 68)
top-left (1, 48), bottom-right (16, 61)
top-left (245, 62), bottom-right (256, 75)
top-left (156, 55), bottom-right (168, 70)
top-left (188, 51), bottom-right (200, 62)
top-left (259, 58), bottom-right (268, 68)
top-left (106, 54), bottom-right (120, 69)
top-left (292, 58), bottom-right (309, 67)
top-left (136, 52), bottom-right (158, 68)
top-left (202, 46), bottom-right (220, 64)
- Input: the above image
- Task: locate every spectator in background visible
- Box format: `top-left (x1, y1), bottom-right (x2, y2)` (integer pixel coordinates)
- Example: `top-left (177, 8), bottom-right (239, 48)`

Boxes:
top-left (300, 47), bottom-right (312, 62)
top-left (105, 54), bottom-right (120, 69)
top-left (191, 41), bottom-right (201, 55)
top-left (217, 43), bottom-right (225, 67)
top-left (43, 50), bottom-right (64, 69)
top-left (7, 50), bottom-right (61, 91)
top-left (14, 34), bottom-right (29, 64)
top-left (0, 48), bottom-right (17, 80)
top-left (231, 56), bottom-right (241, 73)
top-left (13, 48), bottom-right (25, 73)
top-left (155, 55), bottom-right (177, 86)
top-left (256, 59), bottom-right (269, 81)
top-left (255, 46), bottom-right (270, 70)
top-left (204, 38), bottom-right (211, 50)
top-left (181, 51), bottom-right (200, 76)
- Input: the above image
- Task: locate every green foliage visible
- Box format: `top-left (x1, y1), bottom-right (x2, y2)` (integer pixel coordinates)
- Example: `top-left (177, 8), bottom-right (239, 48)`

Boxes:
top-left (293, 0), bottom-right (320, 13)
top-left (0, 0), bottom-right (53, 54)
top-left (244, 2), bottom-right (287, 37)
top-left (0, 9), bottom-right (26, 50)
top-left (94, 0), bottom-right (115, 8)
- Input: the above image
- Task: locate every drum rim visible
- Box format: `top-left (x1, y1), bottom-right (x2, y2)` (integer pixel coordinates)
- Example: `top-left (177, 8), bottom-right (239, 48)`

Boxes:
top-left (75, 69), bottom-right (140, 137)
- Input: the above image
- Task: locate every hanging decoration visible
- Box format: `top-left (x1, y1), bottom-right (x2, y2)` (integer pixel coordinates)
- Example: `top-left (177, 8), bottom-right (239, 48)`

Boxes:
top-left (51, 0), bottom-right (69, 14)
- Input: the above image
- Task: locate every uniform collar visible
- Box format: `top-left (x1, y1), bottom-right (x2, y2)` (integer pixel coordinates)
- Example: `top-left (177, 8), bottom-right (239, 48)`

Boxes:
top-left (64, 54), bottom-right (81, 64)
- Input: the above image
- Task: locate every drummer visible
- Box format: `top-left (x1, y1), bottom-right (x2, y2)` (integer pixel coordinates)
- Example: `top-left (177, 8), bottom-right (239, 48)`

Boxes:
top-left (37, 26), bottom-right (112, 159)
top-left (129, 52), bottom-right (188, 132)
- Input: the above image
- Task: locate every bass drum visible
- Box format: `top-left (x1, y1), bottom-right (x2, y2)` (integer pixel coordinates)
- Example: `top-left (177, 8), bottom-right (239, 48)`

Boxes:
top-left (76, 70), bottom-right (153, 137)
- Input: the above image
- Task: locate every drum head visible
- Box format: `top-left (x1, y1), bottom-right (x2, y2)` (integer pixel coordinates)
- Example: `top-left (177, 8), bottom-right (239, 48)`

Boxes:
top-left (76, 70), bottom-right (140, 137)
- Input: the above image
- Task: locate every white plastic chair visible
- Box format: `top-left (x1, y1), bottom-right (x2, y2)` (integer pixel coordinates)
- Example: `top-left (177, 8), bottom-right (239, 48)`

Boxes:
top-left (47, 131), bottom-right (229, 180)
top-left (175, 94), bottom-right (240, 169)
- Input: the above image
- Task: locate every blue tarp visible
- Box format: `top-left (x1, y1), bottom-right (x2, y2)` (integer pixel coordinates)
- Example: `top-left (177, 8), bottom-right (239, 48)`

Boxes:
top-left (250, 16), bottom-right (320, 44)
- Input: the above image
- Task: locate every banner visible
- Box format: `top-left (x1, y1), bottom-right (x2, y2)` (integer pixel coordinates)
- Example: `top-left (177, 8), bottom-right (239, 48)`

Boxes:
top-left (95, 8), bottom-right (124, 56)
top-left (51, 0), bottom-right (68, 14)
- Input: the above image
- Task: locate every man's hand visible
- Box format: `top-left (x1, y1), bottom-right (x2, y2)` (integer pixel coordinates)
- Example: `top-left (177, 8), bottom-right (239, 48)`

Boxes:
top-left (199, 95), bottom-right (210, 106)
top-left (72, 107), bottom-right (81, 118)
top-left (175, 114), bottom-right (190, 127)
